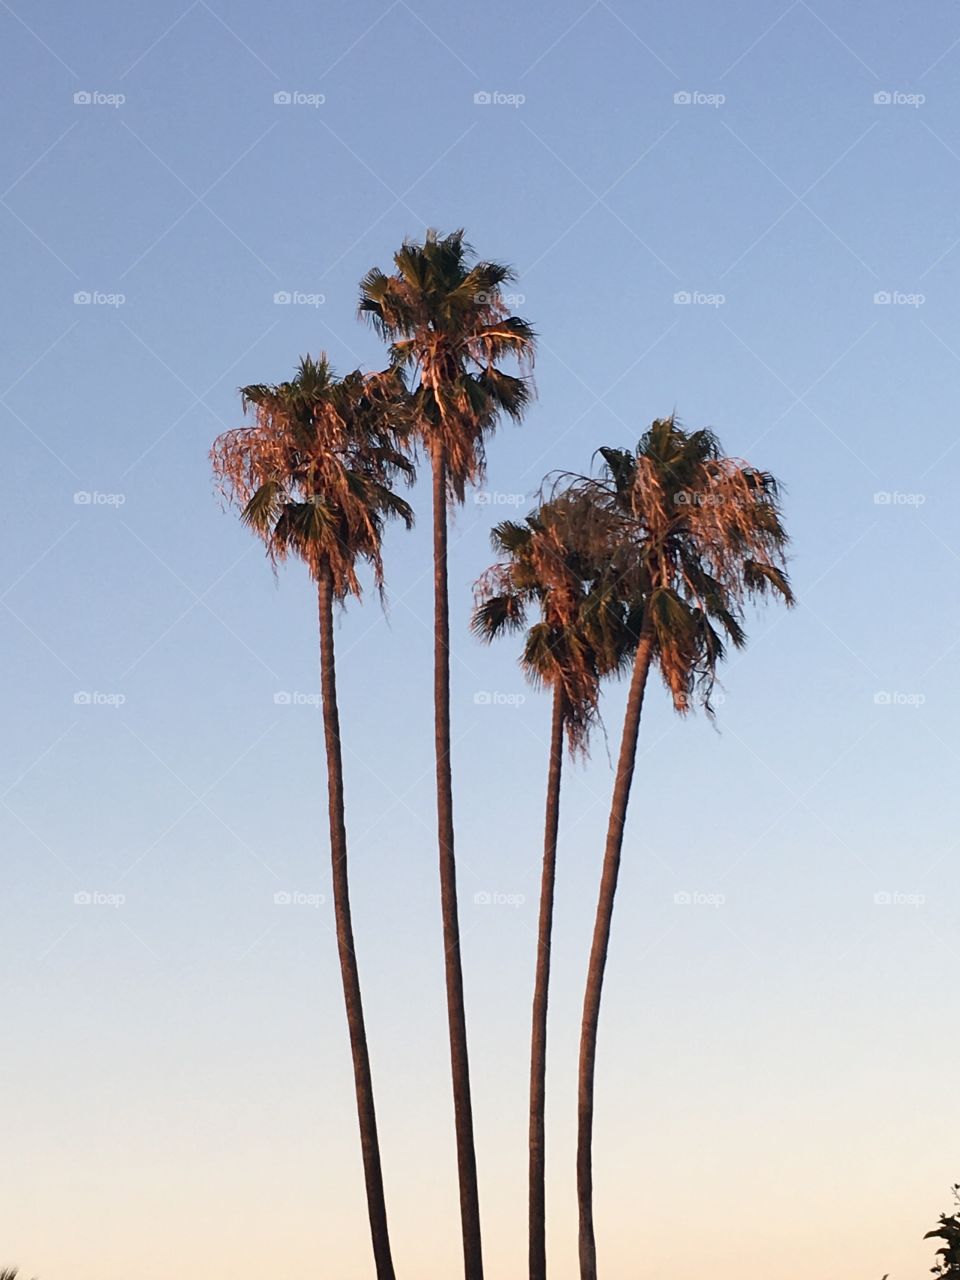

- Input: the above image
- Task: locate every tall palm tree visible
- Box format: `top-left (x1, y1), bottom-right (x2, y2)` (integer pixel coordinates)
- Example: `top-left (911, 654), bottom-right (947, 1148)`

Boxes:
top-left (211, 355), bottom-right (414, 1280)
top-left (472, 493), bottom-right (632, 1280)
top-left (566, 418), bottom-right (794, 1279)
top-left (359, 230), bottom-right (536, 1280)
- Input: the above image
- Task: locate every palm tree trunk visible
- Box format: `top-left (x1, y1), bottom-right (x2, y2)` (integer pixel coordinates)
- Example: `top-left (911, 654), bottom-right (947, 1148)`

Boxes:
top-left (529, 685), bottom-right (566, 1280)
top-left (432, 442), bottom-right (484, 1280)
top-left (318, 563), bottom-right (396, 1280)
top-left (577, 615), bottom-right (656, 1280)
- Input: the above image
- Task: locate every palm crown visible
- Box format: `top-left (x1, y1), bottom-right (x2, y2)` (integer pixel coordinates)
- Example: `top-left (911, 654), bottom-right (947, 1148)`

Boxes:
top-left (358, 228), bottom-right (536, 500)
top-left (926, 1186), bottom-right (960, 1278)
top-left (210, 354), bottom-right (414, 598)
top-left (472, 493), bottom-right (635, 753)
top-left (564, 416), bottom-right (794, 712)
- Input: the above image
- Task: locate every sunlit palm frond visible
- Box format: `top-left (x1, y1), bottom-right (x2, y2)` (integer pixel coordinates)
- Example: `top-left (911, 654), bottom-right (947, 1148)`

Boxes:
top-left (211, 354), bottom-right (415, 602)
top-left (472, 490), bottom-right (634, 754)
top-left (565, 417), bottom-right (793, 715)
top-left (470, 590), bottom-right (528, 641)
top-left (358, 230), bottom-right (536, 501)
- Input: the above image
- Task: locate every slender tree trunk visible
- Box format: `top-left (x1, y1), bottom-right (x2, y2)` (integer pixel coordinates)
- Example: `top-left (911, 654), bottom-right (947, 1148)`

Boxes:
top-left (318, 564), bottom-right (396, 1280)
top-left (432, 443), bottom-right (484, 1280)
top-left (577, 616), bottom-right (657, 1280)
top-left (529, 685), bottom-right (566, 1280)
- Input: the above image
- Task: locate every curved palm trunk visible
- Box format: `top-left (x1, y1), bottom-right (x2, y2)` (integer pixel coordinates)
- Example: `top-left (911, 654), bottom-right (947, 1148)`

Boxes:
top-left (432, 443), bottom-right (484, 1280)
top-left (577, 616), bottom-right (656, 1280)
top-left (529, 686), bottom-right (566, 1280)
top-left (318, 564), bottom-right (396, 1280)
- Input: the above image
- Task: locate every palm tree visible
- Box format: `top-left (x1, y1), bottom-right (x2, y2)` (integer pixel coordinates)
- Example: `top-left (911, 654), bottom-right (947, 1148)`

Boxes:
top-left (926, 1185), bottom-right (960, 1278)
top-left (211, 355), bottom-right (414, 1280)
top-left (566, 418), bottom-right (794, 1279)
top-left (359, 229), bottom-right (536, 1280)
top-left (472, 493), bottom-right (632, 1280)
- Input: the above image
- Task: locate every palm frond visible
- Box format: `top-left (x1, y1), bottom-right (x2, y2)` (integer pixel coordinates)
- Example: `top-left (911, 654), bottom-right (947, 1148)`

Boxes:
top-left (211, 356), bottom-right (415, 603)
top-left (471, 591), bottom-right (527, 640)
top-left (563, 417), bottom-right (792, 715)
top-left (471, 488), bottom-right (631, 756)
top-left (358, 229), bottom-right (537, 501)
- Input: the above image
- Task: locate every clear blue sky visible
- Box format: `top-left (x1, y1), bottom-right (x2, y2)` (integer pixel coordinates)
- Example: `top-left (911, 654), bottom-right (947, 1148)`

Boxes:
top-left (2, 1), bottom-right (959, 1276)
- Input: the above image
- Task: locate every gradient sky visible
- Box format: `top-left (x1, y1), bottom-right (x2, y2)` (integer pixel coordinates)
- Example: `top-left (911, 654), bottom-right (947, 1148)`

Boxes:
top-left (3, 1), bottom-right (960, 1277)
